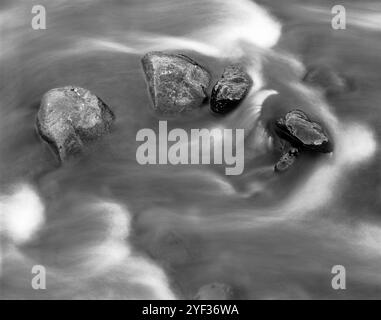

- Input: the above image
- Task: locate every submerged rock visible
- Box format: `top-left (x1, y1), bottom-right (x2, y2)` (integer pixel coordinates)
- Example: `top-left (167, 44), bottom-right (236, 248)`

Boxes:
top-left (194, 283), bottom-right (233, 300)
top-left (274, 109), bottom-right (333, 153)
top-left (303, 65), bottom-right (349, 96)
top-left (37, 86), bottom-right (115, 161)
top-left (141, 52), bottom-right (211, 115)
top-left (274, 147), bottom-right (299, 172)
top-left (210, 65), bottom-right (252, 114)
top-left (149, 231), bottom-right (195, 266)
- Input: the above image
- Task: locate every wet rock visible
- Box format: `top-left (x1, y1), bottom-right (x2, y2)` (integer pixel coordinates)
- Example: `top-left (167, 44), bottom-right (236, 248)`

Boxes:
top-left (302, 65), bottom-right (349, 96)
top-left (274, 109), bottom-right (333, 153)
top-left (194, 283), bottom-right (233, 300)
top-left (210, 65), bottom-right (252, 114)
top-left (274, 147), bottom-right (299, 172)
top-left (36, 86), bottom-right (115, 161)
top-left (149, 231), bottom-right (194, 266)
top-left (141, 52), bottom-right (211, 115)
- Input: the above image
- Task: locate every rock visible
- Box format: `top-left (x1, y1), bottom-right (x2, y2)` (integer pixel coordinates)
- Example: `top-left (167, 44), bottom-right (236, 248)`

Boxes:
top-left (274, 109), bottom-right (333, 153)
top-left (141, 52), bottom-right (211, 115)
top-left (274, 147), bottom-right (299, 172)
top-left (210, 65), bottom-right (252, 114)
top-left (36, 86), bottom-right (115, 161)
top-left (302, 65), bottom-right (349, 96)
top-left (194, 283), bottom-right (233, 300)
top-left (149, 231), bottom-right (194, 266)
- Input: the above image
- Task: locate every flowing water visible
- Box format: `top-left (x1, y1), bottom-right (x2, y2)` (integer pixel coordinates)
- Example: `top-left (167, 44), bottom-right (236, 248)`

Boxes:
top-left (1, 0), bottom-right (381, 299)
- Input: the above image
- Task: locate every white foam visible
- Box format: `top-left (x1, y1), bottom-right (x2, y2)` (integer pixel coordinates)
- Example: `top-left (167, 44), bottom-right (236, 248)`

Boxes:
top-left (190, 0), bottom-right (282, 56)
top-left (68, 0), bottom-right (281, 59)
top-left (0, 184), bottom-right (176, 299)
top-left (337, 123), bottom-right (377, 165)
top-left (358, 223), bottom-right (381, 253)
top-left (66, 200), bottom-right (177, 299)
top-left (282, 122), bottom-right (377, 218)
top-left (0, 184), bottom-right (45, 245)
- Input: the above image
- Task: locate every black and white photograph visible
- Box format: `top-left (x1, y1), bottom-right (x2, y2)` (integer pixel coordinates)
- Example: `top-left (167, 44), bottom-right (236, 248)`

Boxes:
top-left (1, 0), bottom-right (381, 308)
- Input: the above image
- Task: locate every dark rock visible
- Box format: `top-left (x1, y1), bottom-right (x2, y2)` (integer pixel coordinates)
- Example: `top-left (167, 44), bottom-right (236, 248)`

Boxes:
top-left (36, 86), bottom-right (115, 161)
top-left (274, 147), bottom-right (299, 172)
top-left (303, 65), bottom-right (349, 96)
top-left (141, 52), bottom-right (211, 115)
top-left (275, 109), bottom-right (333, 153)
top-left (210, 65), bottom-right (252, 114)
top-left (194, 283), bottom-right (233, 300)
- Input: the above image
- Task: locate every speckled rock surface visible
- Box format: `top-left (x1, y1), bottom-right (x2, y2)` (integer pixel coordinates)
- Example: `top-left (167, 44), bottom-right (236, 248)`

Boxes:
top-left (36, 86), bottom-right (115, 161)
top-left (274, 109), bottom-right (333, 153)
top-left (141, 52), bottom-right (211, 115)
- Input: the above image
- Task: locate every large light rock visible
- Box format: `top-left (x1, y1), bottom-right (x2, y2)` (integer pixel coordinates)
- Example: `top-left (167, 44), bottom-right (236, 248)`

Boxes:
top-left (210, 65), bottom-right (252, 114)
top-left (274, 109), bottom-right (333, 153)
top-left (141, 52), bottom-right (211, 115)
top-left (36, 86), bottom-right (115, 161)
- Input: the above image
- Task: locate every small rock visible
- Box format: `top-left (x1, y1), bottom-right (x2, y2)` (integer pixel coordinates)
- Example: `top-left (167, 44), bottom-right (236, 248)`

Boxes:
top-left (274, 147), bottom-right (299, 172)
top-left (302, 65), bottom-right (349, 96)
top-left (274, 109), bottom-right (333, 153)
top-left (194, 283), bottom-right (233, 300)
top-left (210, 65), bottom-right (252, 114)
top-left (149, 231), bottom-right (194, 266)
top-left (36, 86), bottom-right (115, 161)
top-left (141, 52), bottom-right (211, 115)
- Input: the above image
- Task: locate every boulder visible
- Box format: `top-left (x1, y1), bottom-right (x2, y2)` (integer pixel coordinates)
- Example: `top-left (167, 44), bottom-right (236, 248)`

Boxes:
top-left (194, 283), bottom-right (233, 300)
top-left (36, 86), bottom-right (115, 161)
top-left (141, 52), bottom-right (211, 115)
top-left (274, 109), bottom-right (333, 153)
top-left (210, 65), bottom-right (252, 114)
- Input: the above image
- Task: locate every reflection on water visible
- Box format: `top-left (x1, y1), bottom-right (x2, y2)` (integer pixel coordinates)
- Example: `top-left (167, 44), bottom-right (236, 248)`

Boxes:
top-left (1, 0), bottom-right (381, 299)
